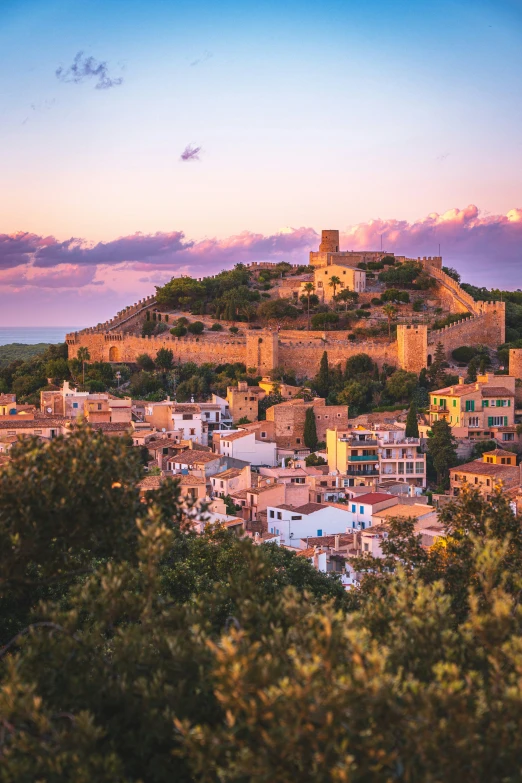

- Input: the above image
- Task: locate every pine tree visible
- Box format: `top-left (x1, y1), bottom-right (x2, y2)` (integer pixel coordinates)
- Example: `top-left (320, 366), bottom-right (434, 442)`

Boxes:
top-left (315, 351), bottom-right (330, 398)
top-left (428, 342), bottom-right (448, 389)
top-left (405, 400), bottom-right (419, 438)
top-left (303, 407), bottom-right (318, 451)
top-left (427, 419), bottom-right (458, 488)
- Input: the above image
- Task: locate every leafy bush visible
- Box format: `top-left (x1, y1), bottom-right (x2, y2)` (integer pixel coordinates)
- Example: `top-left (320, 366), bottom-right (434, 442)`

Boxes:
top-left (187, 321), bottom-right (204, 335)
top-left (210, 323), bottom-right (223, 331)
top-left (355, 309), bottom-right (370, 319)
top-left (311, 312), bottom-right (339, 329)
top-left (170, 326), bottom-right (187, 337)
top-left (452, 346), bottom-right (478, 364)
top-left (229, 326), bottom-right (239, 334)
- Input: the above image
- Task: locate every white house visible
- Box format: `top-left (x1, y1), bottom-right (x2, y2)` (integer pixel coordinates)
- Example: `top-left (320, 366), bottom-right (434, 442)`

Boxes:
top-left (213, 429), bottom-right (277, 467)
top-left (343, 492), bottom-right (399, 530)
top-left (265, 501), bottom-right (353, 547)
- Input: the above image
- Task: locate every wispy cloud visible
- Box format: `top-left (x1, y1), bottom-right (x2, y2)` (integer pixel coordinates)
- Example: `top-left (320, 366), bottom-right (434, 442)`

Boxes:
top-left (180, 144), bottom-right (202, 162)
top-left (190, 50), bottom-right (213, 67)
top-left (56, 51), bottom-right (123, 90)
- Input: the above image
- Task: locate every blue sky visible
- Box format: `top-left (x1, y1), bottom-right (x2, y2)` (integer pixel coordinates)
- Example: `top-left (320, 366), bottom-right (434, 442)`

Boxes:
top-left (0, 0), bottom-right (521, 323)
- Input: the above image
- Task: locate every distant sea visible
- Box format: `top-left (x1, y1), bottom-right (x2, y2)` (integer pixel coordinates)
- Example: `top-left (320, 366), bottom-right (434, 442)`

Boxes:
top-left (0, 327), bottom-right (85, 346)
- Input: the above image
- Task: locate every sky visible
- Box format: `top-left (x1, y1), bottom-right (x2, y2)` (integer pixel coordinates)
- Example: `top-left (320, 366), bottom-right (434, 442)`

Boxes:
top-left (1, 0), bottom-right (521, 326)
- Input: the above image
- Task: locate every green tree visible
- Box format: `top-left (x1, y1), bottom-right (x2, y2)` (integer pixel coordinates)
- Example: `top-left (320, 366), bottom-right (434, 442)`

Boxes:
top-left (328, 275), bottom-right (341, 302)
top-left (427, 418), bottom-right (458, 487)
top-left (155, 348), bottom-right (174, 371)
top-left (385, 369), bottom-right (418, 402)
top-left (136, 353), bottom-right (155, 371)
top-left (302, 281), bottom-right (315, 330)
top-left (304, 452), bottom-right (327, 466)
top-left (187, 321), bottom-right (205, 335)
top-left (405, 399), bottom-right (419, 438)
top-left (303, 407), bottom-right (318, 451)
top-left (344, 353), bottom-right (374, 379)
top-left (382, 303), bottom-right (398, 337)
top-left (314, 351), bottom-right (330, 398)
top-left (76, 346), bottom-right (90, 387)
top-left (427, 341), bottom-right (449, 389)
top-left (336, 288), bottom-right (359, 311)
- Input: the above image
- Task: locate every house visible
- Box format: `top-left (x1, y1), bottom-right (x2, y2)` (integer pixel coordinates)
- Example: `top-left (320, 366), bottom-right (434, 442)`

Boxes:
top-left (450, 449), bottom-right (521, 500)
top-left (213, 429), bottom-right (277, 467)
top-left (0, 394), bottom-right (17, 416)
top-left (211, 465), bottom-right (251, 498)
top-left (342, 492), bottom-right (399, 530)
top-left (244, 483), bottom-right (287, 522)
top-left (144, 402), bottom-right (205, 445)
top-left (226, 380), bottom-right (265, 423)
top-left (167, 449), bottom-right (224, 478)
top-left (258, 378), bottom-right (302, 399)
top-left (265, 501), bottom-right (353, 546)
top-left (377, 435), bottom-right (426, 488)
top-left (137, 473), bottom-right (207, 502)
top-left (371, 502), bottom-right (437, 528)
top-left (303, 466), bottom-right (346, 503)
top-left (265, 398), bottom-right (350, 451)
top-left (40, 382), bottom-right (132, 422)
top-left (429, 374), bottom-right (516, 438)
top-left (0, 417), bottom-right (66, 440)
top-left (326, 427), bottom-right (380, 486)
top-left (314, 262), bottom-right (366, 303)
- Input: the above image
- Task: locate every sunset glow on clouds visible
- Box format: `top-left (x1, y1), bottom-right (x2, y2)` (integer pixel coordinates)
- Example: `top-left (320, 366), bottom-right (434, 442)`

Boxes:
top-left (1, 205), bottom-right (521, 325)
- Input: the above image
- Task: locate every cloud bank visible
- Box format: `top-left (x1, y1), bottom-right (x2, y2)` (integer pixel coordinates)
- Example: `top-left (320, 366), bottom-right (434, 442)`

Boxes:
top-left (1, 205), bottom-right (521, 324)
top-left (56, 52), bottom-right (123, 90)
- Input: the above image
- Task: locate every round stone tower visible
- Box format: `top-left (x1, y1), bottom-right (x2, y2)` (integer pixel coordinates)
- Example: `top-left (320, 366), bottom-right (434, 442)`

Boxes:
top-left (319, 230), bottom-right (340, 253)
top-left (509, 348), bottom-right (522, 379)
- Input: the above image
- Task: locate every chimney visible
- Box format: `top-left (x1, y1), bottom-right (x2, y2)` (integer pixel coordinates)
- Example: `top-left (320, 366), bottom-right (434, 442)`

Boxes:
top-left (334, 534), bottom-right (340, 550)
top-left (458, 377), bottom-right (464, 385)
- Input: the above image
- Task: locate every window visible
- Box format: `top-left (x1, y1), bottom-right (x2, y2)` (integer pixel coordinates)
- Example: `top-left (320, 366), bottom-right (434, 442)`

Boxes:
top-left (269, 510), bottom-right (274, 518)
top-left (483, 400), bottom-right (489, 408)
top-left (453, 399), bottom-right (457, 408)
top-left (189, 428), bottom-right (196, 436)
top-left (503, 433), bottom-right (515, 441)
top-left (406, 462), bottom-right (414, 474)
top-left (276, 512), bottom-right (282, 520)
top-left (351, 504), bottom-right (356, 513)
top-left (73, 402), bottom-right (78, 409)
top-left (97, 403), bottom-right (102, 411)
top-left (182, 414), bottom-right (193, 420)
top-left (488, 416), bottom-right (508, 427)
top-left (364, 543), bottom-right (369, 552)
top-left (261, 431), bottom-right (266, 438)
top-left (291, 515), bottom-right (302, 520)
top-left (465, 400), bottom-right (475, 412)
top-left (359, 506), bottom-right (364, 514)
top-left (220, 481), bottom-right (224, 488)
top-left (296, 438), bottom-right (301, 444)
top-left (34, 429), bottom-right (42, 435)
top-left (317, 529), bottom-right (323, 536)
top-left (469, 416), bottom-right (479, 428)
top-left (415, 462), bottom-right (424, 473)
top-left (162, 447), bottom-right (169, 455)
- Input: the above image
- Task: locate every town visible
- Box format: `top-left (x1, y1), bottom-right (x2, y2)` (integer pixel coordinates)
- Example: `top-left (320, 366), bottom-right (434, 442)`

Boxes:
top-left (2, 231), bottom-right (521, 591)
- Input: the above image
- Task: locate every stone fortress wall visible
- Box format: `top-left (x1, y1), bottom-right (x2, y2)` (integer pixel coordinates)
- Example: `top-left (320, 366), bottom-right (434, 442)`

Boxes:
top-left (67, 234), bottom-right (506, 377)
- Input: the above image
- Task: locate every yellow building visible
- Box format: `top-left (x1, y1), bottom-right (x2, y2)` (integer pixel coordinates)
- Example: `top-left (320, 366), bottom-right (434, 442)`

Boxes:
top-left (327, 427), bottom-right (380, 487)
top-left (429, 374), bottom-right (515, 437)
top-left (0, 394), bottom-right (17, 416)
top-left (450, 449), bottom-right (520, 500)
top-left (314, 263), bottom-right (366, 304)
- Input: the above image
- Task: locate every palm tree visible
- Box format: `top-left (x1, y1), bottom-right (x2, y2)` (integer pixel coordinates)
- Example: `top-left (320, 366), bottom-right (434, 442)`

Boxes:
top-left (77, 346), bottom-right (90, 388)
top-left (328, 276), bottom-right (341, 304)
top-left (302, 281), bottom-right (315, 330)
top-left (382, 303), bottom-right (398, 338)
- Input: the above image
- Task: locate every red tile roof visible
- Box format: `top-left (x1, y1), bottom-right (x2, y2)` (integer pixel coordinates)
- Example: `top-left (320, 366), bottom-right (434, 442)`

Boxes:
top-left (353, 492), bottom-right (397, 506)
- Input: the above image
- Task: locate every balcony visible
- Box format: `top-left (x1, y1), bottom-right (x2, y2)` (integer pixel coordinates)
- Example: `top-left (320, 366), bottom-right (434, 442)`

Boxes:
top-left (347, 454), bottom-right (378, 462)
top-left (346, 468), bottom-right (380, 477)
top-left (340, 437), bottom-right (378, 446)
top-left (430, 405), bottom-right (450, 415)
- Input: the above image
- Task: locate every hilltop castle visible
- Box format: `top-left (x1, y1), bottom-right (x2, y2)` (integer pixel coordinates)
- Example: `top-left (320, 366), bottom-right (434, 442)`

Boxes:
top-left (67, 230), bottom-right (506, 377)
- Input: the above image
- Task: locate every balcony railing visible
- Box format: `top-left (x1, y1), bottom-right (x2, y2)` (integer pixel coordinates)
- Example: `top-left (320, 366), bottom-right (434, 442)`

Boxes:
top-left (346, 468), bottom-right (380, 476)
top-left (340, 437), bottom-right (378, 446)
top-left (430, 405), bottom-right (450, 414)
top-left (347, 455), bottom-right (378, 462)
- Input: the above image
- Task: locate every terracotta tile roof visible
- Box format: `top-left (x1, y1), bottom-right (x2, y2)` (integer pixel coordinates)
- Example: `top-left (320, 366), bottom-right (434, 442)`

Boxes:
top-left (374, 504), bottom-right (435, 520)
top-left (220, 430), bottom-right (251, 442)
top-left (177, 474), bottom-right (206, 485)
top-left (352, 492), bottom-right (397, 506)
top-left (224, 517), bottom-right (245, 528)
top-left (248, 484), bottom-right (283, 495)
top-left (0, 394), bottom-right (16, 405)
top-left (88, 422), bottom-right (131, 431)
top-left (138, 476), bottom-right (163, 491)
top-left (297, 547), bottom-right (316, 558)
top-left (300, 533), bottom-right (354, 548)
top-left (483, 448), bottom-right (517, 457)
top-left (229, 488), bottom-right (249, 499)
top-left (451, 460), bottom-right (519, 478)
top-left (171, 450), bottom-right (219, 465)
top-left (171, 404), bottom-right (201, 413)
top-left (213, 468), bottom-right (243, 480)
top-left (146, 438), bottom-right (180, 450)
top-left (290, 502), bottom-right (327, 515)
top-left (0, 419), bottom-right (66, 429)
top-left (481, 387), bottom-right (515, 397)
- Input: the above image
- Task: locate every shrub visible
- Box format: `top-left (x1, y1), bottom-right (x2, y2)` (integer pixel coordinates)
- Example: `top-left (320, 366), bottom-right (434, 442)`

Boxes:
top-left (170, 326), bottom-right (187, 337)
top-left (355, 309), bottom-right (370, 319)
top-left (177, 317), bottom-right (189, 326)
top-left (142, 320), bottom-right (156, 337)
top-left (311, 312), bottom-right (339, 330)
top-left (452, 346), bottom-right (478, 364)
top-left (371, 297), bottom-right (382, 306)
top-left (229, 326), bottom-right (239, 334)
top-left (187, 321), bottom-right (204, 335)
top-left (210, 322), bottom-right (223, 331)
top-left (412, 298), bottom-right (424, 312)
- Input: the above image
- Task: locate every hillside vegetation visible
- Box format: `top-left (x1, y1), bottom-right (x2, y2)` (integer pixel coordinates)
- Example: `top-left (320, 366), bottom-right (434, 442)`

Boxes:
top-left (0, 342), bottom-right (52, 367)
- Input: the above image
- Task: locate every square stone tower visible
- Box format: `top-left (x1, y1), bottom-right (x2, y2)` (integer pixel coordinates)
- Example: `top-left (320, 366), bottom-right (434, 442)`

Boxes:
top-left (397, 324), bottom-right (428, 372)
top-left (246, 331), bottom-right (279, 375)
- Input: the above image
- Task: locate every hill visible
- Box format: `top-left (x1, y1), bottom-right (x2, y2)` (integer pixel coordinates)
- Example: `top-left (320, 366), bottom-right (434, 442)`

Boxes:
top-left (0, 342), bottom-right (52, 366)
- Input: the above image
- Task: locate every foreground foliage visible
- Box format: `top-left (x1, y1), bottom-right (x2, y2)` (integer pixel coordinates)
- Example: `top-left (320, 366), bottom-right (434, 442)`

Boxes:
top-left (1, 431), bottom-right (522, 781)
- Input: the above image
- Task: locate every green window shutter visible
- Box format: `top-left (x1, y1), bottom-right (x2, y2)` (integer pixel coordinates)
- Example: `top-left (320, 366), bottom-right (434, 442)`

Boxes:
top-left (505, 416), bottom-right (508, 426)
top-left (433, 398), bottom-right (437, 405)
top-left (471, 400), bottom-right (474, 412)
top-left (484, 400), bottom-right (488, 407)
top-left (453, 399), bottom-right (456, 407)
top-left (508, 400), bottom-right (511, 407)
top-left (488, 417), bottom-right (493, 427)
top-left (497, 400), bottom-right (501, 407)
